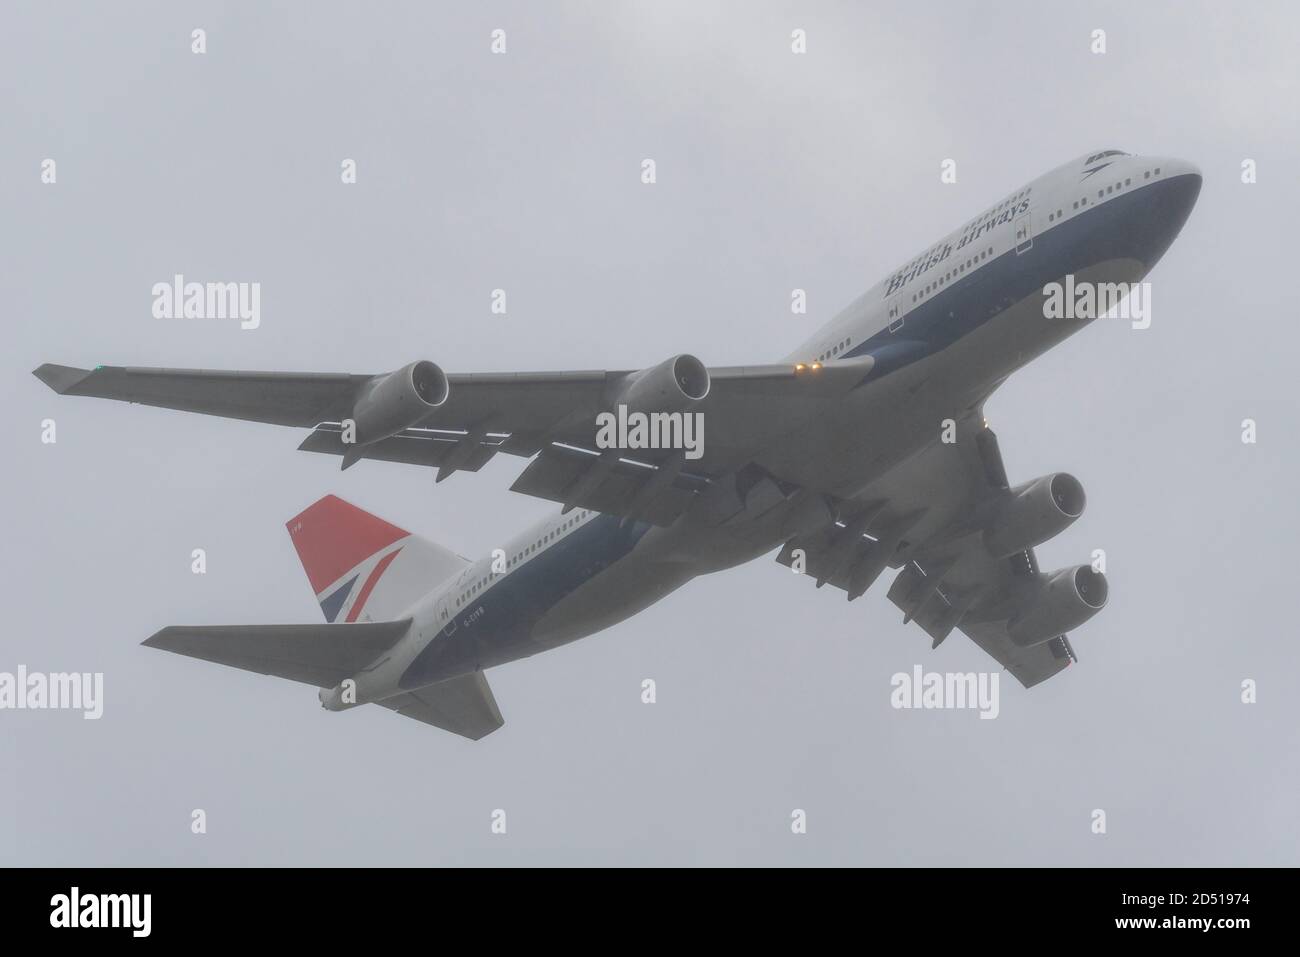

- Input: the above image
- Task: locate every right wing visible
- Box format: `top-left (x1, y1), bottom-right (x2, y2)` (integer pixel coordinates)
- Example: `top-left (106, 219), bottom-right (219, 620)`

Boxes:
top-left (776, 413), bottom-right (1085, 688)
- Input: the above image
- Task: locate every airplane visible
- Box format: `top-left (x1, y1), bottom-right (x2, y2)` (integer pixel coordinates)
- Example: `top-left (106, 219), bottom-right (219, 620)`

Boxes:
top-left (34, 149), bottom-right (1201, 739)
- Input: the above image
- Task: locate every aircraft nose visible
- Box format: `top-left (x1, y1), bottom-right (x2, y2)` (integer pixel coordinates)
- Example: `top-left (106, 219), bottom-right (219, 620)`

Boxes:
top-left (1158, 158), bottom-right (1202, 221)
top-left (1143, 157), bottom-right (1202, 241)
top-left (1121, 157), bottom-right (1202, 271)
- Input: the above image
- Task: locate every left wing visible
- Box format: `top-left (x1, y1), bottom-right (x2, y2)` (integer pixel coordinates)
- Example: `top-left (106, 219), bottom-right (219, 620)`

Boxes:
top-left (776, 411), bottom-right (1094, 688)
top-left (34, 357), bottom-right (873, 524)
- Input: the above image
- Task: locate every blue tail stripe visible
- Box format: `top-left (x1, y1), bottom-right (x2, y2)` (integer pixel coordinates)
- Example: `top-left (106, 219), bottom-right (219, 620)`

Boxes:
top-left (319, 575), bottom-right (358, 623)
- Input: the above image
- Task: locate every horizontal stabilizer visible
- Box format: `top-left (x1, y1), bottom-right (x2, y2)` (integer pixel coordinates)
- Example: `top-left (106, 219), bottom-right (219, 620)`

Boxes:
top-left (376, 673), bottom-right (505, 740)
top-left (142, 620), bottom-right (412, 688)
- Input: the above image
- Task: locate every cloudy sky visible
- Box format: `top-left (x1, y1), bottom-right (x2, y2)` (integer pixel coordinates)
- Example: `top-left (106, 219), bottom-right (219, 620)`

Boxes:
top-left (3, 1), bottom-right (1297, 865)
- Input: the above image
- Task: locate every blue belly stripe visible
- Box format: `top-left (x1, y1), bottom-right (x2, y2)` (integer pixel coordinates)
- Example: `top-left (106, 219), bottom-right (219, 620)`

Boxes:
top-left (399, 514), bottom-right (652, 688)
top-left (849, 173), bottom-right (1200, 374)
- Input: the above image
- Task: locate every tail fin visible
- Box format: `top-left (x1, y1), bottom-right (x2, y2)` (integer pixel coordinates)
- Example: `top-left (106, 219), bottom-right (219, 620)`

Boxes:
top-left (286, 495), bottom-right (468, 623)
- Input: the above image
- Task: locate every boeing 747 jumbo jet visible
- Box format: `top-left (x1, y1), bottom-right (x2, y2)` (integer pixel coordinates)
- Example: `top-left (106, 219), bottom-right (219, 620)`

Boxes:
top-left (35, 150), bottom-right (1200, 739)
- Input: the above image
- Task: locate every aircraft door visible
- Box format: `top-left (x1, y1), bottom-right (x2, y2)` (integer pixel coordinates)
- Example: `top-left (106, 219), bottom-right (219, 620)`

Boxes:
top-left (1014, 213), bottom-right (1033, 254)
top-left (438, 594), bottom-right (457, 637)
top-left (887, 295), bottom-right (904, 333)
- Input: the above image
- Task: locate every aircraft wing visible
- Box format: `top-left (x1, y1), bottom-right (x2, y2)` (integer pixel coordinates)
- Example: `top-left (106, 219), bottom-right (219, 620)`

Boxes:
top-left (34, 358), bottom-right (874, 524)
top-left (776, 411), bottom-right (1079, 688)
top-left (882, 547), bottom-right (1077, 689)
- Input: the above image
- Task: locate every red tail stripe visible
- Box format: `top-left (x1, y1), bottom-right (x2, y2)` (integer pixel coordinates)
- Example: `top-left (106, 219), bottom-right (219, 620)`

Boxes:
top-left (286, 495), bottom-right (408, 593)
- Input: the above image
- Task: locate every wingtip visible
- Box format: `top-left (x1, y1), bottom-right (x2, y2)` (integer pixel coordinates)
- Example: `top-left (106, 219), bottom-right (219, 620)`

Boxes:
top-left (141, 627), bottom-right (175, 649)
top-left (32, 363), bottom-right (94, 394)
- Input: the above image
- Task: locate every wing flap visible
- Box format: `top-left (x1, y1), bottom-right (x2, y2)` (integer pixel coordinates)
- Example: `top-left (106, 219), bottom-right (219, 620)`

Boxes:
top-left (509, 445), bottom-right (706, 526)
top-left (775, 525), bottom-right (880, 591)
top-left (297, 423), bottom-right (506, 472)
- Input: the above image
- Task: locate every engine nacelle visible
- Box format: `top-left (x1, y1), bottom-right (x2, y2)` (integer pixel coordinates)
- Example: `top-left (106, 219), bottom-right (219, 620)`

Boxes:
top-left (351, 360), bottom-right (448, 446)
top-left (613, 354), bottom-right (710, 414)
top-left (984, 472), bottom-right (1086, 558)
top-left (1007, 565), bottom-right (1108, 648)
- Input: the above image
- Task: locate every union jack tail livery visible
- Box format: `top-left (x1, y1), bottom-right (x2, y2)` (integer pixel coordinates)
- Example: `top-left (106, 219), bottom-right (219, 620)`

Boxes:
top-left (139, 494), bottom-right (501, 738)
top-left (286, 495), bottom-right (468, 623)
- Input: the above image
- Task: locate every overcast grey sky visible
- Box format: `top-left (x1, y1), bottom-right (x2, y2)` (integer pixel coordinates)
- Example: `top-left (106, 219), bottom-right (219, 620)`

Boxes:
top-left (3, 1), bottom-right (1297, 866)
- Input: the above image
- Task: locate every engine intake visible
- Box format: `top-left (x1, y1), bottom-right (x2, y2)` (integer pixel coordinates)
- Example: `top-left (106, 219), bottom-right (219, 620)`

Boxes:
top-left (1007, 565), bottom-right (1109, 648)
top-left (984, 472), bottom-right (1086, 558)
top-left (351, 360), bottom-right (448, 446)
top-left (614, 354), bottom-right (710, 413)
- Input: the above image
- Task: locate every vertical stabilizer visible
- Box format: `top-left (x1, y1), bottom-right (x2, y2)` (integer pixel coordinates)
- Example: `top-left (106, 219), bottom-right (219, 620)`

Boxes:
top-left (286, 495), bottom-right (468, 623)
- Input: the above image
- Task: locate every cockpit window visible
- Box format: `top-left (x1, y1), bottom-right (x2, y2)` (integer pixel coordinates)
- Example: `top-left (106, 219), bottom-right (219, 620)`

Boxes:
top-left (1085, 150), bottom-right (1129, 164)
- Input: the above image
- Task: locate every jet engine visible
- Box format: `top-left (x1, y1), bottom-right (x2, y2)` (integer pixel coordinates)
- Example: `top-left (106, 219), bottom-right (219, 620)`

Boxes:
top-left (350, 360), bottom-right (449, 446)
top-left (1007, 565), bottom-right (1108, 648)
top-left (613, 354), bottom-right (710, 413)
top-left (984, 472), bottom-right (1086, 558)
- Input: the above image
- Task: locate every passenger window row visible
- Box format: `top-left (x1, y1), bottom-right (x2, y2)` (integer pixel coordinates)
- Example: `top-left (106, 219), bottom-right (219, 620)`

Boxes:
top-left (817, 336), bottom-right (854, 362)
top-left (886, 187), bottom-right (1031, 307)
top-left (456, 512), bottom-right (590, 608)
top-left (1065, 168), bottom-right (1161, 216)
top-left (910, 246), bottom-right (994, 304)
